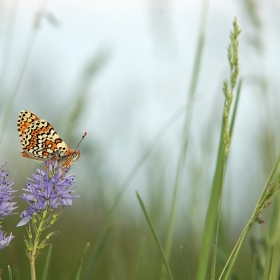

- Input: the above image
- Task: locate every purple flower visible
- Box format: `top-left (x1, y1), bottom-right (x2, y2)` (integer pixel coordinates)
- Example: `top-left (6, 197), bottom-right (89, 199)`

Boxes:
top-left (0, 163), bottom-right (17, 249)
top-left (17, 161), bottom-right (78, 227)
top-left (0, 163), bottom-right (17, 219)
top-left (0, 226), bottom-right (14, 249)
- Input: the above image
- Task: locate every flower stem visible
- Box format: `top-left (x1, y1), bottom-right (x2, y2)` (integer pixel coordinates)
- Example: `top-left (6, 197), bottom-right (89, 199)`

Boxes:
top-left (29, 210), bottom-right (48, 280)
top-left (30, 258), bottom-right (36, 280)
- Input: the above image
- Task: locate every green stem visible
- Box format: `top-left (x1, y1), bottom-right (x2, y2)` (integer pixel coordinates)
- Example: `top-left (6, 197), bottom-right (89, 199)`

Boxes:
top-left (30, 259), bottom-right (36, 280)
top-left (30, 210), bottom-right (48, 280)
top-left (163, 0), bottom-right (209, 268)
top-left (218, 152), bottom-right (280, 279)
top-left (136, 192), bottom-right (174, 280)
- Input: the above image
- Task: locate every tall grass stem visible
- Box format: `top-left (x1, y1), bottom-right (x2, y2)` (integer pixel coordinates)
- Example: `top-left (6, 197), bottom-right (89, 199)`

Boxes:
top-left (136, 191), bottom-right (174, 280)
top-left (163, 0), bottom-right (209, 269)
top-left (218, 152), bottom-right (280, 279)
top-left (196, 18), bottom-right (241, 279)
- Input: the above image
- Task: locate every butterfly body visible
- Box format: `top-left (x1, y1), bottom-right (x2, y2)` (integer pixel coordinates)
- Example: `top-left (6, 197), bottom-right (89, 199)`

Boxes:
top-left (17, 110), bottom-right (80, 169)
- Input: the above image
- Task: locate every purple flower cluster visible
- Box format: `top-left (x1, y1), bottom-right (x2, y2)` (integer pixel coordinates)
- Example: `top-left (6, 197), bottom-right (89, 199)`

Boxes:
top-left (18, 161), bottom-right (78, 227)
top-left (0, 163), bottom-right (17, 249)
top-left (0, 227), bottom-right (14, 249)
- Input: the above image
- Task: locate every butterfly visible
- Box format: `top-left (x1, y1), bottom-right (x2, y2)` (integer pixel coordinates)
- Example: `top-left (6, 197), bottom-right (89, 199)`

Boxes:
top-left (17, 110), bottom-right (86, 171)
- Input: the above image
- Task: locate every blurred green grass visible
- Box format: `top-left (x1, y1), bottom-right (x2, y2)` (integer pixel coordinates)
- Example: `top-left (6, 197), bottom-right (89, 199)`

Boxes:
top-left (1, 0), bottom-right (280, 279)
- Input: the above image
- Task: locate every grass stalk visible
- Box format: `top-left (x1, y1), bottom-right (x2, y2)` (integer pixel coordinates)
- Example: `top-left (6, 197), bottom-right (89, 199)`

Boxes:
top-left (229, 79), bottom-right (242, 136)
top-left (262, 171), bottom-right (280, 278)
top-left (211, 194), bottom-right (223, 280)
top-left (196, 128), bottom-right (225, 279)
top-left (84, 107), bottom-right (184, 279)
top-left (268, 199), bottom-right (280, 279)
top-left (211, 79), bottom-right (243, 280)
top-left (136, 191), bottom-right (174, 280)
top-left (163, 0), bottom-right (209, 269)
top-left (196, 19), bottom-right (241, 279)
top-left (218, 152), bottom-right (280, 279)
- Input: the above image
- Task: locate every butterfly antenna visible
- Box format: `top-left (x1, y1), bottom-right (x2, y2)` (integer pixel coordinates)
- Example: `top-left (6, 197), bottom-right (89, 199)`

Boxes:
top-left (74, 132), bottom-right (87, 152)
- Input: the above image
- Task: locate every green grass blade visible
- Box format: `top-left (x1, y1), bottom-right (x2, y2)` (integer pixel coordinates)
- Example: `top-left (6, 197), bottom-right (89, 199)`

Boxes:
top-left (229, 79), bottom-right (242, 137)
top-left (8, 265), bottom-right (12, 280)
top-left (72, 260), bottom-right (82, 280)
top-left (84, 227), bottom-right (111, 280)
top-left (83, 106), bottom-right (184, 280)
top-left (267, 191), bottom-right (280, 279)
top-left (41, 244), bottom-right (52, 280)
top-left (163, 0), bottom-right (210, 267)
top-left (264, 185), bottom-right (280, 278)
top-left (136, 191), bottom-right (174, 280)
top-left (180, 246), bottom-right (191, 280)
top-left (211, 195), bottom-right (223, 280)
top-left (84, 108), bottom-right (183, 280)
top-left (133, 237), bottom-right (147, 280)
top-left (197, 132), bottom-right (225, 279)
top-left (80, 242), bottom-right (90, 263)
top-left (72, 243), bottom-right (90, 280)
top-left (197, 19), bottom-right (241, 280)
top-left (218, 153), bottom-right (280, 279)
top-left (211, 80), bottom-right (242, 279)
top-left (263, 244), bottom-right (273, 279)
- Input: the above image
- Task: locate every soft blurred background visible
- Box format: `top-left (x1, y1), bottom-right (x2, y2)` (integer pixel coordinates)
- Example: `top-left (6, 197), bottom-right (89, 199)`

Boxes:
top-left (0, 0), bottom-right (280, 279)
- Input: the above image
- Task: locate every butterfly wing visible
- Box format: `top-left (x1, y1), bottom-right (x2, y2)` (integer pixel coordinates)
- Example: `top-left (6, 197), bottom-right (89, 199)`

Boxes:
top-left (17, 110), bottom-right (40, 139)
top-left (17, 110), bottom-right (70, 161)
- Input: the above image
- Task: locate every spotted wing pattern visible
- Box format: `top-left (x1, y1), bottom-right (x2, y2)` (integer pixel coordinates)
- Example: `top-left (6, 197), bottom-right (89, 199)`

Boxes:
top-left (17, 110), bottom-right (80, 169)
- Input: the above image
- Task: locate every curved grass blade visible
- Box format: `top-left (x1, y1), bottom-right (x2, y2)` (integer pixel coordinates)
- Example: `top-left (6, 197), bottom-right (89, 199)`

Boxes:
top-left (136, 191), bottom-right (174, 280)
top-left (180, 246), bottom-right (191, 280)
top-left (72, 243), bottom-right (90, 280)
top-left (84, 107), bottom-right (184, 280)
top-left (41, 244), bottom-right (52, 280)
top-left (218, 153), bottom-right (280, 279)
